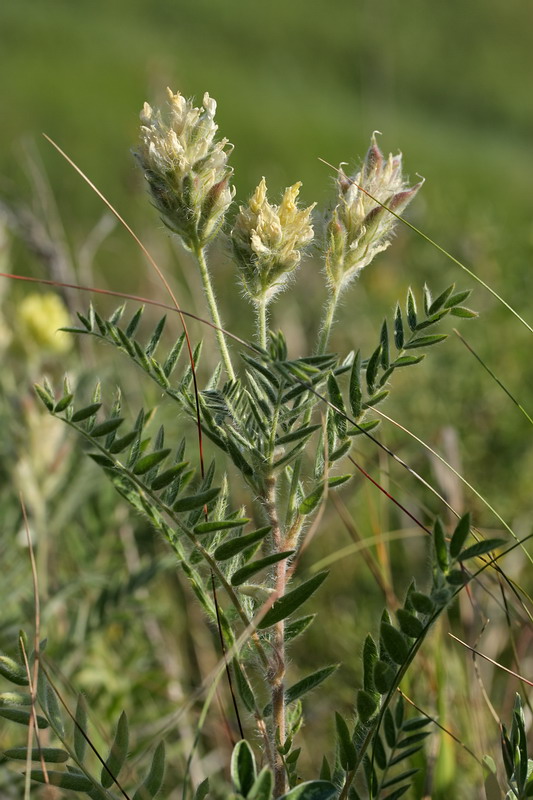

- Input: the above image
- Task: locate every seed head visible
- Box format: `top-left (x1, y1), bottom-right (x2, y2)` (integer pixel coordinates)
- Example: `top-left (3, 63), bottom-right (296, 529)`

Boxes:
top-left (325, 133), bottom-right (423, 290)
top-left (136, 88), bottom-right (234, 249)
top-left (231, 177), bottom-right (315, 305)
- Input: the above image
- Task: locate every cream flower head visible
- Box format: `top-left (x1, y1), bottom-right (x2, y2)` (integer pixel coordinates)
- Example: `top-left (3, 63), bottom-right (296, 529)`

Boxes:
top-left (325, 133), bottom-right (423, 291)
top-left (232, 177), bottom-right (315, 305)
top-left (136, 89), bottom-right (234, 249)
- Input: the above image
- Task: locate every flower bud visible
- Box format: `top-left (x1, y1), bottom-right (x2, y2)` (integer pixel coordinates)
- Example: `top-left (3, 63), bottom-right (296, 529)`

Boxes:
top-left (325, 132), bottom-right (423, 291)
top-left (231, 178), bottom-right (315, 305)
top-left (136, 89), bottom-right (235, 249)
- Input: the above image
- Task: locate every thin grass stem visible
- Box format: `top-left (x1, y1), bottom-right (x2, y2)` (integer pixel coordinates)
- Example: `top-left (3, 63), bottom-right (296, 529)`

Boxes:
top-left (373, 407), bottom-right (531, 562)
top-left (454, 329), bottom-right (533, 425)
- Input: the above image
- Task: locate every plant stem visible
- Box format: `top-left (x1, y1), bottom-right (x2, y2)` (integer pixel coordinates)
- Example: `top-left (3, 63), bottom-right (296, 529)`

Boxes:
top-left (284, 282), bottom-right (343, 527)
top-left (263, 474), bottom-right (287, 797)
top-left (256, 297), bottom-right (268, 350)
top-left (193, 244), bottom-right (236, 381)
top-left (316, 282), bottom-right (342, 355)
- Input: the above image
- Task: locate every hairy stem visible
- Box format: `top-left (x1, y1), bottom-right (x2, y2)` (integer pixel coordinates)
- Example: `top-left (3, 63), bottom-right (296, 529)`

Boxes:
top-left (263, 474), bottom-right (287, 797)
top-left (256, 297), bottom-right (268, 351)
top-left (193, 244), bottom-right (236, 380)
top-left (284, 284), bottom-right (343, 528)
top-left (316, 282), bottom-right (342, 355)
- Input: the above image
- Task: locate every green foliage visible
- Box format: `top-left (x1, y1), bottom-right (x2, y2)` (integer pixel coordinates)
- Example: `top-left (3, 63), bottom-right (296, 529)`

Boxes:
top-left (498, 695), bottom-right (533, 800)
top-left (26, 271), bottom-right (481, 798)
top-left (0, 642), bottom-right (166, 798)
top-left (366, 696), bottom-right (431, 799)
top-left (257, 572), bottom-right (329, 630)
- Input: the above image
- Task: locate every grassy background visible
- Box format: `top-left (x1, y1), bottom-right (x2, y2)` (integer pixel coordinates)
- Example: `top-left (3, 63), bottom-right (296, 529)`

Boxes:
top-left (0, 1), bottom-right (532, 797)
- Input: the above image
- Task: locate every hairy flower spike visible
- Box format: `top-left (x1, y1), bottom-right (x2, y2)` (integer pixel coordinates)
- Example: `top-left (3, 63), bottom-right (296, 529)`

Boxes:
top-left (232, 177), bottom-right (315, 305)
top-left (136, 88), bottom-right (235, 249)
top-left (325, 132), bottom-right (423, 291)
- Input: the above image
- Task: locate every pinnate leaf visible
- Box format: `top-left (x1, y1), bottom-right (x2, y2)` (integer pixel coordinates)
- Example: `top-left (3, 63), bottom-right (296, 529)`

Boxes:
top-left (0, 655), bottom-right (29, 686)
top-left (91, 417), bottom-right (124, 438)
top-left (357, 689), bottom-right (379, 723)
top-left (71, 403), bottom-right (102, 422)
top-left (214, 526), bottom-right (271, 560)
top-left (132, 741), bottom-right (165, 800)
top-left (366, 344), bottom-right (382, 394)
top-left (396, 609), bottom-right (424, 638)
top-left (232, 659), bottom-right (255, 714)
top-left (404, 334), bottom-right (447, 349)
top-left (449, 513), bottom-right (471, 559)
top-left (74, 694), bottom-right (88, 761)
top-left (335, 712), bottom-right (356, 770)
top-left (231, 739), bottom-right (256, 797)
top-left (457, 538), bottom-right (505, 562)
top-left (263, 665), bottom-right (337, 716)
top-left (258, 571), bottom-right (328, 629)
top-left (5, 746), bottom-right (69, 762)
top-left (231, 551), bottom-right (293, 586)
top-left (248, 767), bottom-right (273, 800)
top-left (349, 350), bottom-right (362, 418)
top-left (101, 710), bottom-right (129, 788)
top-left (194, 517), bottom-right (249, 535)
top-left (409, 592), bottom-right (435, 615)
top-left (299, 483), bottom-right (324, 516)
top-left (151, 462), bottom-right (188, 490)
top-left (109, 431), bottom-right (137, 454)
top-left (35, 383), bottom-right (55, 411)
top-left (0, 707), bottom-right (48, 728)
top-left (285, 615), bottom-right (316, 642)
top-left (279, 781), bottom-right (337, 800)
top-left (173, 487), bottom-right (220, 512)
top-left (363, 634), bottom-right (378, 693)
top-left (450, 306), bottom-right (478, 318)
top-left (433, 518), bottom-right (449, 572)
top-left (29, 770), bottom-right (92, 791)
top-left (45, 684), bottom-right (65, 738)
top-left (133, 449), bottom-right (171, 475)
top-left (380, 623), bottom-right (410, 665)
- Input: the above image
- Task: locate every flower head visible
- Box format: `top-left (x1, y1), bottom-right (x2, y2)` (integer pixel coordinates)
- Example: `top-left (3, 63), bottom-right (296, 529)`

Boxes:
top-left (136, 88), bottom-right (234, 249)
top-left (325, 133), bottom-right (423, 290)
top-left (17, 292), bottom-right (72, 354)
top-left (231, 177), bottom-right (315, 305)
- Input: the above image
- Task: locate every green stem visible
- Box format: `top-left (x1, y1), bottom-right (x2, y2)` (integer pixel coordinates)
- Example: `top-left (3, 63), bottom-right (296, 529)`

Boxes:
top-left (193, 245), bottom-right (236, 381)
top-left (285, 282), bottom-right (342, 527)
top-left (316, 283), bottom-right (342, 355)
top-left (257, 297), bottom-right (268, 351)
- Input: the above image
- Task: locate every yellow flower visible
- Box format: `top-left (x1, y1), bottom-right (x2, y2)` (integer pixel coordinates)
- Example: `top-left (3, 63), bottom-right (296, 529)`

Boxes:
top-left (232, 178), bottom-right (315, 304)
top-left (17, 293), bottom-right (72, 354)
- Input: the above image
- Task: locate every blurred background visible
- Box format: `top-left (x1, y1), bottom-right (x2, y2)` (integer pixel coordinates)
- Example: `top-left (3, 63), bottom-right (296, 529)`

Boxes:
top-left (0, 0), bottom-right (532, 796)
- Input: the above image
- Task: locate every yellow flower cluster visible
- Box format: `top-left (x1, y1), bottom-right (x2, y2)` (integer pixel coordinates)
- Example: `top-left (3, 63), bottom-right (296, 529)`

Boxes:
top-left (17, 292), bottom-right (72, 354)
top-left (232, 177), bottom-right (315, 304)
